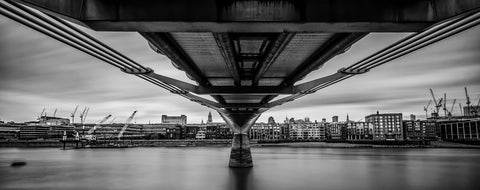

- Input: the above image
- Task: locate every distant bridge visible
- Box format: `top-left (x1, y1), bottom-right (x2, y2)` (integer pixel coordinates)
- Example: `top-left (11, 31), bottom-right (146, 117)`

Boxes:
top-left (1, 0), bottom-right (479, 167)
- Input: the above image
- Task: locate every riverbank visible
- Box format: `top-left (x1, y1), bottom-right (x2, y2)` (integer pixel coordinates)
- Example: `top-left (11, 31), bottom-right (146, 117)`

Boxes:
top-left (2, 139), bottom-right (480, 149)
top-left (255, 141), bottom-right (480, 149)
top-left (0, 139), bottom-right (233, 148)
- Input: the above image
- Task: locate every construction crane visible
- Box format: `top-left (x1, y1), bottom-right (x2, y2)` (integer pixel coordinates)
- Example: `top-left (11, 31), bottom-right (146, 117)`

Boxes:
top-left (423, 100), bottom-right (432, 119)
top-left (438, 98), bottom-right (443, 106)
top-left (117, 111), bottom-right (137, 140)
top-left (84, 114), bottom-right (112, 141)
top-left (465, 87), bottom-right (471, 115)
top-left (443, 93), bottom-right (448, 117)
top-left (474, 98), bottom-right (480, 116)
top-left (84, 108), bottom-right (89, 122)
top-left (80, 107), bottom-right (90, 124)
top-left (87, 114), bottom-right (112, 135)
top-left (53, 108), bottom-right (57, 117)
top-left (109, 117), bottom-right (116, 124)
top-left (38, 108), bottom-right (45, 120)
top-left (437, 98), bottom-right (443, 117)
top-left (448, 99), bottom-right (456, 117)
top-left (79, 107), bottom-right (89, 133)
top-left (70, 105), bottom-right (79, 124)
top-left (459, 103), bottom-right (464, 116)
top-left (79, 107), bottom-right (87, 124)
top-left (429, 89), bottom-right (442, 117)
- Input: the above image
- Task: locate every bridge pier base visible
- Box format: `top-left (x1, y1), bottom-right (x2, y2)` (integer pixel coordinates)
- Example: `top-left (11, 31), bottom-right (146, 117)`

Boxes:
top-left (229, 133), bottom-right (253, 168)
top-left (218, 110), bottom-right (261, 168)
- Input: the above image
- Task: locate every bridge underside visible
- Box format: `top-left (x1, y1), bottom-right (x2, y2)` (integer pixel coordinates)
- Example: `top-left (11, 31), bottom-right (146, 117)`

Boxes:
top-left (10, 0), bottom-right (480, 167)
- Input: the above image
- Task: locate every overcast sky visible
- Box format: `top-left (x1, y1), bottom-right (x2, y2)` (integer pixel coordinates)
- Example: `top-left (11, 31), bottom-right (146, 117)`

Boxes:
top-left (1, 16), bottom-right (479, 124)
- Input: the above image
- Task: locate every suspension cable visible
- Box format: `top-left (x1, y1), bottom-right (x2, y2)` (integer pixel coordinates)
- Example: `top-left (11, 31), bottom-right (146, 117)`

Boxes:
top-left (0, 3), bottom-right (129, 70)
top-left (347, 9), bottom-right (480, 72)
top-left (0, 2), bottom-right (185, 97)
top-left (3, 1), bottom-right (141, 72)
top-left (0, 5), bottom-right (126, 70)
top-left (361, 14), bottom-right (480, 71)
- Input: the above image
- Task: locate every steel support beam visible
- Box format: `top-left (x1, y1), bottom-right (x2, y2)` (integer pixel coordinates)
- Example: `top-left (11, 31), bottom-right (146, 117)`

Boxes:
top-left (223, 103), bottom-right (267, 109)
top-left (147, 71), bottom-right (298, 95)
top-left (293, 72), bottom-right (350, 93)
top-left (212, 95), bottom-right (227, 105)
top-left (196, 86), bottom-right (295, 95)
top-left (147, 70), bottom-right (359, 95)
top-left (252, 32), bottom-right (295, 86)
top-left (213, 33), bottom-right (241, 86)
top-left (260, 95), bottom-right (277, 104)
top-left (15, 0), bottom-right (480, 32)
top-left (281, 33), bottom-right (367, 86)
top-left (140, 32), bottom-right (210, 86)
top-left (268, 71), bottom-right (351, 107)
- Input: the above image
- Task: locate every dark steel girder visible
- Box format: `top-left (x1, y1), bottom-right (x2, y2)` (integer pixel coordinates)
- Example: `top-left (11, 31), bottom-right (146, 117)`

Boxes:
top-left (212, 95), bottom-right (227, 105)
top-left (146, 71), bottom-right (357, 95)
top-left (197, 86), bottom-right (295, 95)
top-left (281, 33), bottom-right (367, 86)
top-left (213, 33), bottom-right (241, 86)
top-left (224, 103), bottom-right (266, 109)
top-left (15, 0), bottom-right (480, 32)
top-left (260, 95), bottom-right (277, 104)
top-left (140, 32), bottom-right (210, 86)
top-left (252, 32), bottom-right (296, 86)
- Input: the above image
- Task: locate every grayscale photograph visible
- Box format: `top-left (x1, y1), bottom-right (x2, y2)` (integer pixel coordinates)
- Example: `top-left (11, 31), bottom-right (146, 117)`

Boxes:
top-left (1, 0), bottom-right (480, 190)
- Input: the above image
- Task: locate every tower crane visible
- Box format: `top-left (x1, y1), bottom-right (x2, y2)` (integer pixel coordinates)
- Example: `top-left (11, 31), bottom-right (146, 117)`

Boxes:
top-left (79, 107), bottom-right (87, 124)
top-left (81, 107), bottom-right (90, 124)
top-left (87, 114), bottom-right (112, 135)
top-left (448, 99), bottom-right (456, 117)
top-left (70, 105), bottom-right (79, 124)
top-left (474, 98), bottom-right (480, 116)
top-left (459, 103), bottom-right (464, 116)
top-left (84, 108), bottom-right (89, 122)
top-left (429, 89), bottom-right (441, 117)
top-left (443, 93), bottom-right (448, 117)
top-left (38, 108), bottom-right (45, 120)
top-left (109, 117), bottom-right (116, 124)
top-left (79, 107), bottom-right (89, 133)
top-left (423, 100), bottom-right (431, 119)
top-left (84, 114), bottom-right (112, 141)
top-left (437, 98), bottom-right (443, 117)
top-left (117, 111), bottom-right (137, 140)
top-left (465, 87), bottom-right (471, 115)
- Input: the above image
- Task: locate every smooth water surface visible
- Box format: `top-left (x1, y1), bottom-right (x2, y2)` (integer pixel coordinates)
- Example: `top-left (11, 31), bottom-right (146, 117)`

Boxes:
top-left (1, 147), bottom-right (480, 190)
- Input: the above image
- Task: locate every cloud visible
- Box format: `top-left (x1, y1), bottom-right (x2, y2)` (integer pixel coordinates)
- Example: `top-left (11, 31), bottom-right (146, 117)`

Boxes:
top-left (0, 16), bottom-right (479, 124)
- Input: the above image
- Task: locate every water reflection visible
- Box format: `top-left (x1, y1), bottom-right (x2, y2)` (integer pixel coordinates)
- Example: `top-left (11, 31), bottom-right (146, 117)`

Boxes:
top-left (228, 168), bottom-right (254, 190)
top-left (1, 148), bottom-right (480, 190)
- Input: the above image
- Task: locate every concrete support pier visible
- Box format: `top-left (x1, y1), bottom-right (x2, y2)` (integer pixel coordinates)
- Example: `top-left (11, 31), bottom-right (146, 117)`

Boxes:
top-left (229, 133), bottom-right (253, 167)
top-left (218, 110), bottom-right (261, 167)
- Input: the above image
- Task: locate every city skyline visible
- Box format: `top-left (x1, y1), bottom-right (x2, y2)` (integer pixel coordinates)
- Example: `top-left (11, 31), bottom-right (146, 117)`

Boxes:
top-left (1, 17), bottom-right (480, 124)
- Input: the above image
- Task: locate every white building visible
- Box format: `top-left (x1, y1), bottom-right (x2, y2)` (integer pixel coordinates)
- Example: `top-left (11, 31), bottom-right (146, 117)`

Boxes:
top-left (347, 122), bottom-right (374, 140)
top-left (290, 122), bottom-right (321, 140)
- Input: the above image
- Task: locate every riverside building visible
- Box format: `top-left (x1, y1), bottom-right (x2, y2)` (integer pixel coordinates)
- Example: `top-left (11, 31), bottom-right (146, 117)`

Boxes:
top-left (346, 122), bottom-right (374, 140)
top-left (161, 115), bottom-right (187, 125)
top-left (437, 118), bottom-right (480, 141)
top-left (249, 123), bottom-right (282, 140)
top-left (365, 112), bottom-right (403, 140)
top-left (402, 120), bottom-right (436, 140)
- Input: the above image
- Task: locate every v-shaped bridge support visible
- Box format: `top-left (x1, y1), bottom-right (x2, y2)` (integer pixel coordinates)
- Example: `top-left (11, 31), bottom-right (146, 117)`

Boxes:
top-left (218, 110), bottom-right (262, 167)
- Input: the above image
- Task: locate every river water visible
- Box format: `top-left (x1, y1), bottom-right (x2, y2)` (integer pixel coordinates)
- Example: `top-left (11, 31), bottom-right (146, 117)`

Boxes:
top-left (1, 147), bottom-right (480, 190)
